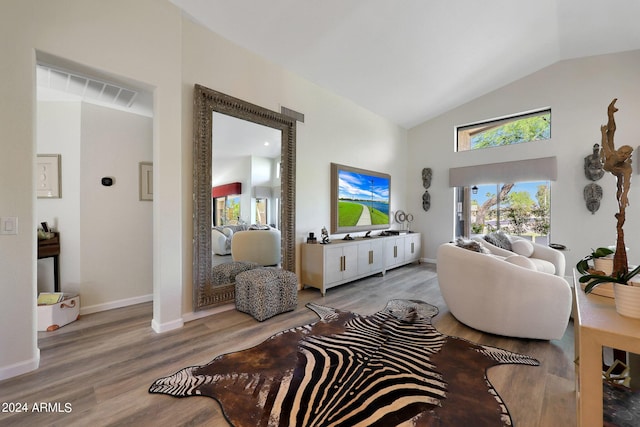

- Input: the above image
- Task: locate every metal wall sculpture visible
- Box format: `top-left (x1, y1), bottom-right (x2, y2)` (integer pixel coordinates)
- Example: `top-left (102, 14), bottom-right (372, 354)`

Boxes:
top-left (422, 167), bottom-right (432, 212)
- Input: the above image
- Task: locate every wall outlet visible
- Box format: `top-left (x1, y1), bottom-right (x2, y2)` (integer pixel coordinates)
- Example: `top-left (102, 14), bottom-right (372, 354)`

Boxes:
top-left (0, 217), bottom-right (18, 235)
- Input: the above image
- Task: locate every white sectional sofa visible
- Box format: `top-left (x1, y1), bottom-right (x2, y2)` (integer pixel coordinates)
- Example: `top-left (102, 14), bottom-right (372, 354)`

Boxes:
top-left (436, 242), bottom-right (572, 340)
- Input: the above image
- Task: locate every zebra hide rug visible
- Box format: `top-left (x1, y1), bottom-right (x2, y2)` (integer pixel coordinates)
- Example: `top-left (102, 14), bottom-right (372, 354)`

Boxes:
top-left (149, 299), bottom-right (539, 426)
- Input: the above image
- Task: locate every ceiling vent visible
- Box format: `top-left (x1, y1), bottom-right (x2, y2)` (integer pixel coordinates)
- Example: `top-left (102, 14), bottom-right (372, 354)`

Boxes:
top-left (37, 64), bottom-right (138, 108)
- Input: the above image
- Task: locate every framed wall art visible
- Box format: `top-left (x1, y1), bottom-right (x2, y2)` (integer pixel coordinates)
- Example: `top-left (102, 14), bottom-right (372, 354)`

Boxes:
top-left (139, 161), bottom-right (153, 201)
top-left (36, 154), bottom-right (61, 198)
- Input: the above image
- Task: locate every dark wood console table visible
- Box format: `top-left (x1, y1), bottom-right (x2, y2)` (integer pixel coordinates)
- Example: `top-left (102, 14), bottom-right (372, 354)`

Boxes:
top-left (38, 232), bottom-right (60, 292)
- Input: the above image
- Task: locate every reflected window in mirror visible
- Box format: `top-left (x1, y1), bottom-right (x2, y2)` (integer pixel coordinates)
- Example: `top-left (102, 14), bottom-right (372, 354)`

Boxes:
top-left (214, 195), bottom-right (241, 226)
top-left (255, 198), bottom-right (268, 225)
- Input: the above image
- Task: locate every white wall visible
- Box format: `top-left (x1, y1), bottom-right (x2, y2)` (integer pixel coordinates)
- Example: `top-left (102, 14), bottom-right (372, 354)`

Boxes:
top-left (1, 0), bottom-right (406, 379)
top-left (79, 103), bottom-right (153, 310)
top-left (37, 101), bottom-right (82, 293)
top-left (180, 18), bottom-right (408, 313)
top-left (36, 102), bottom-right (153, 311)
top-left (407, 49), bottom-right (640, 274)
top-left (0, 0), bottom-right (183, 380)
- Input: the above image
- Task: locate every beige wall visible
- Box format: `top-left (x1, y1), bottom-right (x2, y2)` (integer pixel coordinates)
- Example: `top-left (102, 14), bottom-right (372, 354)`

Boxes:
top-left (0, 0), bottom-right (183, 379)
top-left (0, 0), bottom-right (407, 379)
top-left (408, 49), bottom-right (640, 273)
top-left (179, 19), bottom-right (408, 315)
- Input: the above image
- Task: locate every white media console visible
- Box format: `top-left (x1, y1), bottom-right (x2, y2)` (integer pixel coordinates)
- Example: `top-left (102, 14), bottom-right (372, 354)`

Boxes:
top-left (301, 232), bottom-right (421, 295)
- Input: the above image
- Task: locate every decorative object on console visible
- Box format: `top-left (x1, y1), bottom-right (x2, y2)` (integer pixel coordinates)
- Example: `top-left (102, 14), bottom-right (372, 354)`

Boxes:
top-left (330, 163), bottom-right (390, 234)
top-left (150, 299), bottom-right (538, 426)
top-left (321, 226), bottom-right (330, 244)
top-left (584, 182), bottom-right (603, 214)
top-left (306, 232), bottom-right (317, 244)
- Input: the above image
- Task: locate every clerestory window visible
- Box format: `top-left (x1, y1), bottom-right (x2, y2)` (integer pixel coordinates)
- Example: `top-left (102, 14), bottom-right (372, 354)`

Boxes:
top-left (456, 109), bottom-right (551, 152)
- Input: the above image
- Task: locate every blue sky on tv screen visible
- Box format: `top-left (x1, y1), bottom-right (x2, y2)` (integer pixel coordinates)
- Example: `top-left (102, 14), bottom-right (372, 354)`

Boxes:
top-left (338, 170), bottom-right (389, 203)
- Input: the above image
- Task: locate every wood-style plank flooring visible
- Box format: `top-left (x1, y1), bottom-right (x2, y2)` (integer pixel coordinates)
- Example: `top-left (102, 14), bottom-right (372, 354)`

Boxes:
top-left (0, 263), bottom-right (576, 426)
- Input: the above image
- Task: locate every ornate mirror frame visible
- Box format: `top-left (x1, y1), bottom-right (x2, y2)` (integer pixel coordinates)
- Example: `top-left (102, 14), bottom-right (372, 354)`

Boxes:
top-left (193, 84), bottom-right (296, 311)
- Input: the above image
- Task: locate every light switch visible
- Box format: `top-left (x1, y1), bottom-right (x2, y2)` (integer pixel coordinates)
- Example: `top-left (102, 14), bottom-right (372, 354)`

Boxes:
top-left (0, 217), bottom-right (18, 235)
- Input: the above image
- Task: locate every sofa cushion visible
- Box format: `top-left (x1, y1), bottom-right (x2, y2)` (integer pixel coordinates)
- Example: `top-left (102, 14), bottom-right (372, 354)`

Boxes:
top-left (511, 239), bottom-right (534, 257)
top-left (504, 255), bottom-right (537, 270)
top-left (455, 237), bottom-right (488, 253)
top-left (484, 231), bottom-right (512, 251)
top-left (528, 258), bottom-right (556, 275)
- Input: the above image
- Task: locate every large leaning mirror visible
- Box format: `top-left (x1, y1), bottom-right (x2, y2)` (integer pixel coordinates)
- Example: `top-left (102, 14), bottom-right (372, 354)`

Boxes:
top-left (193, 85), bottom-right (296, 311)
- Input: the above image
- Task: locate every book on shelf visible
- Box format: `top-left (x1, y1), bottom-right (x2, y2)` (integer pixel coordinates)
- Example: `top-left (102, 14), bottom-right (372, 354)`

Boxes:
top-left (37, 292), bottom-right (65, 305)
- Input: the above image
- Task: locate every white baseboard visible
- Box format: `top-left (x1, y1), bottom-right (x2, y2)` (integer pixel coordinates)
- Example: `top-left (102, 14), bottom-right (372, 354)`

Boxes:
top-left (0, 349), bottom-right (40, 381)
top-left (79, 294), bottom-right (153, 315)
top-left (151, 317), bottom-right (184, 333)
top-left (182, 303), bottom-right (235, 323)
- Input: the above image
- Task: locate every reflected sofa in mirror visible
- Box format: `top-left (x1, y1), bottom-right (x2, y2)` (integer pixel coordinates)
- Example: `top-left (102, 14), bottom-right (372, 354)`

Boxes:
top-left (193, 84), bottom-right (296, 311)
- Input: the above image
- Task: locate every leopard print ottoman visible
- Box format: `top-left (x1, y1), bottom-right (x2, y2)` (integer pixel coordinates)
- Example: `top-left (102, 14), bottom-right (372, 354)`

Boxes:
top-left (235, 267), bottom-right (298, 321)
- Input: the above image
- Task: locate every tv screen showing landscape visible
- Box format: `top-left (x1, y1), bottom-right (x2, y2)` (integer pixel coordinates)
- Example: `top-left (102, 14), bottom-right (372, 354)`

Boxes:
top-left (331, 163), bottom-right (390, 234)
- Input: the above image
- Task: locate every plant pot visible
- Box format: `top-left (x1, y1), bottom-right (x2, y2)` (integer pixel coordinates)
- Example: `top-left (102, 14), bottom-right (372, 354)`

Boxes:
top-left (594, 257), bottom-right (614, 275)
top-left (613, 282), bottom-right (640, 319)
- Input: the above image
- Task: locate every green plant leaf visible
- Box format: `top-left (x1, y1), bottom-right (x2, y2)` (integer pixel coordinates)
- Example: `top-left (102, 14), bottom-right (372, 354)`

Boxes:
top-left (592, 247), bottom-right (614, 258)
top-left (576, 257), bottom-right (591, 275)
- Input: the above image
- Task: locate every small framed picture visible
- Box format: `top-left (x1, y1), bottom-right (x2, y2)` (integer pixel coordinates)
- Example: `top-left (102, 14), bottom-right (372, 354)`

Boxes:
top-left (139, 162), bottom-right (153, 201)
top-left (37, 154), bottom-right (61, 198)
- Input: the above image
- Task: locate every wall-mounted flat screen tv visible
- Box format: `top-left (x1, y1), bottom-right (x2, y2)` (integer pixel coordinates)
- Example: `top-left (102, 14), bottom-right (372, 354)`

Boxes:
top-left (331, 163), bottom-right (391, 234)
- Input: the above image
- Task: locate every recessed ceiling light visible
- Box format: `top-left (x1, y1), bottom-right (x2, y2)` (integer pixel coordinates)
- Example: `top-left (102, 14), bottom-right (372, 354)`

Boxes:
top-left (264, 142), bottom-right (270, 146)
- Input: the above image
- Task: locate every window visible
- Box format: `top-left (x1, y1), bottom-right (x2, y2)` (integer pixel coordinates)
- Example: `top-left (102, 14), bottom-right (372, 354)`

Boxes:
top-left (255, 198), bottom-right (268, 225)
top-left (455, 180), bottom-right (551, 244)
top-left (214, 195), bottom-right (241, 226)
top-left (456, 109), bottom-right (551, 152)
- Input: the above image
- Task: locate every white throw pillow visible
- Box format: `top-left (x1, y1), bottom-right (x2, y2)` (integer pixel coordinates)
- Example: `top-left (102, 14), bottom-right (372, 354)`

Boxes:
top-left (505, 255), bottom-right (537, 270)
top-left (511, 239), bottom-right (534, 257)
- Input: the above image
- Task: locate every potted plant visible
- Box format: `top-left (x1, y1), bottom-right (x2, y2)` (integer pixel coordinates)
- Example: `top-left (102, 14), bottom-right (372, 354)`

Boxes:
top-left (576, 247), bottom-right (614, 277)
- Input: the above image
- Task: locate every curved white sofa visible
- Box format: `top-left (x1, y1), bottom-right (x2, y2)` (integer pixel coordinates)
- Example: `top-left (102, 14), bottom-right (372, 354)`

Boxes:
top-left (231, 228), bottom-right (281, 266)
top-left (436, 242), bottom-right (572, 340)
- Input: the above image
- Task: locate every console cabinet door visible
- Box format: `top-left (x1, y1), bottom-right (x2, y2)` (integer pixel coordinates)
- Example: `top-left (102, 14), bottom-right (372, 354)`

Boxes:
top-left (326, 244), bottom-right (358, 284)
top-left (357, 239), bottom-right (384, 274)
top-left (405, 233), bottom-right (421, 262)
top-left (385, 237), bottom-right (405, 267)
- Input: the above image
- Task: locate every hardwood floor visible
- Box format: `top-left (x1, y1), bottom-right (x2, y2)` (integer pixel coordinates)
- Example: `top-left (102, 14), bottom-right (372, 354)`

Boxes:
top-left (0, 263), bottom-right (576, 426)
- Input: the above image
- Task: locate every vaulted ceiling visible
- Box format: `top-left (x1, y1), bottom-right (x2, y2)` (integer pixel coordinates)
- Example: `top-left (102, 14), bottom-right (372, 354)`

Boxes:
top-left (171, 0), bottom-right (640, 128)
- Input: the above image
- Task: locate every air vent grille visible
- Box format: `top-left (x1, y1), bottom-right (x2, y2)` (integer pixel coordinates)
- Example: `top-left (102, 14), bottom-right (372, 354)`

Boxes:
top-left (37, 64), bottom-right (138, 108)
